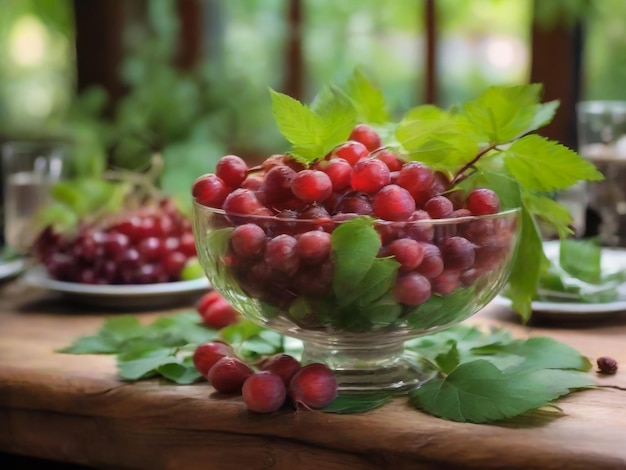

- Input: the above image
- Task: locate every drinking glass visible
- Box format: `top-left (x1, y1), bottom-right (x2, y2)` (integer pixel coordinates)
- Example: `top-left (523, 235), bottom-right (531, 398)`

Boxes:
top-left (577, 101), bottom-right (626, 247)
top-left (1, 140), bottom-right (67, 254)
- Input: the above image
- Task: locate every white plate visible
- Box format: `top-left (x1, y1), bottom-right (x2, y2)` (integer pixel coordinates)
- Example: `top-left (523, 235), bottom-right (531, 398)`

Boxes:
top-left (0, 257), bottom-right (25, 281)
top-left (23, 266), bottom-right (211, 310)
top-left (493, 241), bottom-right (626, 318)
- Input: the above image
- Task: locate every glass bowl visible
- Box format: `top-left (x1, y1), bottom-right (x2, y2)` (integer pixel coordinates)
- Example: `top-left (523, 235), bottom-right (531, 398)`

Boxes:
top-left (193, 202), bottom-right (520, 393)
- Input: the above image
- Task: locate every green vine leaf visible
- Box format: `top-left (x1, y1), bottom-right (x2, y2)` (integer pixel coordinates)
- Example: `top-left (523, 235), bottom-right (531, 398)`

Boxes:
top-left (503, 135), bottom-right (603, 192)
top-left (321, 393), bottom-right (394, 414)
top-left (409, 360), bottom-right (595, 424)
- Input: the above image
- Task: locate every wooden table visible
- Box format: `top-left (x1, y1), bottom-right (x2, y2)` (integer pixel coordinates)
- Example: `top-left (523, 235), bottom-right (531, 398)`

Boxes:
top-left (1, 279), bottom-right (626, 470)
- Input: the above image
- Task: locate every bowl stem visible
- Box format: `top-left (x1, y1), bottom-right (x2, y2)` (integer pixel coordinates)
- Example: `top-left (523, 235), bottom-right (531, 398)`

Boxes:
top-left (301, 339), bottom-right (437, 394)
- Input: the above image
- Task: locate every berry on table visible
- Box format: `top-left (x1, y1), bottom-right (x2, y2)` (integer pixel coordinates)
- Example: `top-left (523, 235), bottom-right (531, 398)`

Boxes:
top-left (288, 363), bottom-right (338, 409)
top-left (596, 356), bottom-right (618, 375)
top-left (260, 353), bottom-right (302, 386)
top-left (193, 341), bottom-right (236, 377)
top-left (242, 371), bottom-right (288, 413)
top-left (208, 356), bottom-right (254, 394)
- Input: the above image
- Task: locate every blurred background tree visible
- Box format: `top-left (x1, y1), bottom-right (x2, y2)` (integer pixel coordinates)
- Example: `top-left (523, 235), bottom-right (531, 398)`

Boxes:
top-left (1, 0), bottom-right (625, 202)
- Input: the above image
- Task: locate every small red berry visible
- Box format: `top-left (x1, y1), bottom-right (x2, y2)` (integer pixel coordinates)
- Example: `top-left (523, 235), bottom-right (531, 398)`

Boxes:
top-left (242, 371), bottom-right (287, 413)
top-left (208, 356), bottom-right (254, 394)
top-left (348, 124), bottom-right (381, 152)
top-left (191, 174), bottom-right (229, 208)
top-left (196, 290), bottom-right (222, 315)
top-left (199, 297), bottom-right (240, 329)
top-left (288, 363), bottom-right (338, 409)
top-left (466, 188), bottom-right (500, 215)
top-left (596, 356), bottom-right (618, 375)
top-left (215, 154), bottom-right (248, 188)
top-left (261, 353), bottom-right (302, 386)
top-left (192, 341), bottom-right (235, 377)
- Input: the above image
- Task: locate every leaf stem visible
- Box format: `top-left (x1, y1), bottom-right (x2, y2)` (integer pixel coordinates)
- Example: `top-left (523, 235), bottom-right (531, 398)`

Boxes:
top-left (450, 143), bottom-right (497, 186)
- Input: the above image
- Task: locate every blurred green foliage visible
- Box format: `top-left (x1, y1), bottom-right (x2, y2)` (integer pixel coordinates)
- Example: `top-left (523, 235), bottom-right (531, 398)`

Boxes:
top-left (1, 0), bottom-right (626, 203)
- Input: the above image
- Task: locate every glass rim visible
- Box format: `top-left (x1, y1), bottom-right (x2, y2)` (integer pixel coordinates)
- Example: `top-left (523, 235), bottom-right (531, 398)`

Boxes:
top-left (192, 200), bottom-right (521, 226)
top-left (576, 100), bottom-right (626, 114)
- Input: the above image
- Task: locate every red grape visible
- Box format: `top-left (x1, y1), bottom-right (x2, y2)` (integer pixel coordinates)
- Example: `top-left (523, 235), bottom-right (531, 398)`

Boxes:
top-left (199, 297), bottom-right (240, 329)
top-left (440, 236), bottom-right (475, 271)
top-left (291, 169), bottom-right (333, 203)
top-left (466, 188), bottom-right (500, 215)
top-left (207, 356), bottom-right (254, 394)
top-left (351, 158), bottom-right (391, 194)
top-left (242, 371), bottom-right (287, 413)
top-left (264, 234), bottom-right (299, 274)
top-left (288, 363), bottom-right (338, 409)
top-left (348, 124), bottom-right (381, 151)
top-left (318, 158), bottom-right (353, 190)
top-left (372, 184), bottom-right (415, 221)
top-left (193, 341), bottom-right (236, 377)
top-left (231, 223), bottom-right (267, 257)
top-left (392, 272), bottom-right (432, 305)
top-left (424, 196), bottom-right (454, 219)
top-left (260, 353), bottom-right (302, 386)
top-left (216, 155), bottom-right (248, 188)
top-left (331, 141), bottom-right (369, 165)
top-left (192, 174), bottom-right (229, 208)
top-left (415, 243), bottom-right (444, 278)
top-left (385, 238), bottom-right (424, 272)
top-left (296, 231), bottom-right (331, 264)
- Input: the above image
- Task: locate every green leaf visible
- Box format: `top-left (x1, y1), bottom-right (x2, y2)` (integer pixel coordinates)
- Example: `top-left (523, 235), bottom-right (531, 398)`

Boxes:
top-left (56, 335), bottom-right (118, 354)
top-left (461, 84), bottom-right (544, 144)
top-left (435, 342), bottom-right (460, 374)
top-left (271, 83), bottom-right (358, 163)
top-left (331, 217), bottom-right (380, 298)
top-left (270, 88), bottom-right (327, 162)
top-left (523, 193), bottom-right (574, 238)
top-left (531, 100), bottom-right (560, 131)
top-left (341, 67), bottom-right (390, 124)
top-left (396, 110), bottom-right (479, 172)
top-left (506, 205), bottom-right (548, 321)
top-left (559, 238), bottom-right (602, 284)
top-left (117, 348), bottom-right (178, 381)
top-left (35, 202), bottom-right (79, 233)
top-left (321, 393), bottom-right (393, 414)
top-left (409, 360), bottom-right (594, 423)
top-left (99, 315), bottom-right (145, 344)
top-left (506, 337), bottom-right (593, 373)
top-left (405, 287), bottom-right (476, 330)
top-left (504, 135), bottom-right (603, 192)
top-left (309, 84), bottom-right (357, 150)
top-left (349, 257), bottom-right (400, 308)
top-left (534, 239), bottom-right (626, 303)
top-left (157, 362), bottom-right (203, 384)
top-left (463, 168), bottom-right (522, 210)
top-left (361, 292), bottom-right (402, 325)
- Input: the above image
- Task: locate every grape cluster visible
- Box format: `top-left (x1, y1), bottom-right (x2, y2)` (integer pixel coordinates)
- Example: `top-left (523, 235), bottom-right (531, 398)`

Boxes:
top-left (34, 198), bottom-right (197, 285)
top-left (193, 341), bottom-right (338, 413)
top-left (192, 124), bottom-right (517, 328)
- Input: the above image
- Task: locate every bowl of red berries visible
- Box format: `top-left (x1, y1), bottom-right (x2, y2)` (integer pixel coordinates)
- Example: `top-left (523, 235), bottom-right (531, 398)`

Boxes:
top-left (28, 193), bottom-right (209, 309)
top-left (191, 129), bottom-right (520, 392)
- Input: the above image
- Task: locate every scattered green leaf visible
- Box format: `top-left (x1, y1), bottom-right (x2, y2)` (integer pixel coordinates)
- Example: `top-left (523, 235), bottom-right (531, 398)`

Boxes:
top-left (409, 360), bottom-right (594, 424)
top-left (321, 393), bottom-right (394, 414)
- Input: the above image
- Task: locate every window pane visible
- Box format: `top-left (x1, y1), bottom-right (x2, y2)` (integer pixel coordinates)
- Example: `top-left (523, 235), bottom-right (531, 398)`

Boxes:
top-left (583, 0), bottom-right (626, 100)
top-left (303, 0), bottom-right (423, 114)
top-left (0, 1), bottom-right (74, 136)
top-left (437, 0), bottom-right (532, 106)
